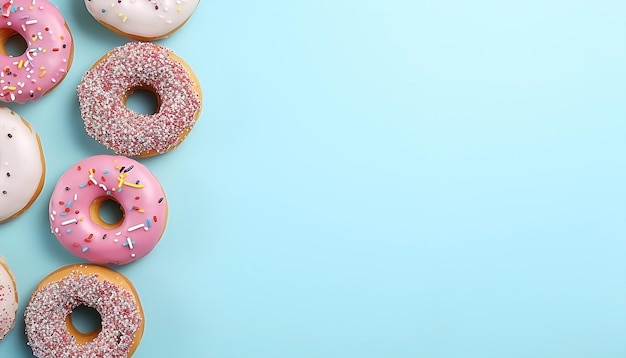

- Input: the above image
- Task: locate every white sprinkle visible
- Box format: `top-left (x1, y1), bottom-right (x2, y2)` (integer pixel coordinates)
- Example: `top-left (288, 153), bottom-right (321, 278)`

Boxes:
top-left (126, 237), bottom-right (134, 249)
top-left (61, 218), bottom-right (77, 226)
top-left (127, 223), bottom-right (144, 232)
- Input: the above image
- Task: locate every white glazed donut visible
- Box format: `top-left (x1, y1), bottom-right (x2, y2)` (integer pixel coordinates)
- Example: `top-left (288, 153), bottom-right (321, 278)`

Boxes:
top-left (0, 106), bottom-right (45, 223)
top-left (0, 258), bottom-right (17, 342)
top-left (84, 0), bottom-right (200, 41)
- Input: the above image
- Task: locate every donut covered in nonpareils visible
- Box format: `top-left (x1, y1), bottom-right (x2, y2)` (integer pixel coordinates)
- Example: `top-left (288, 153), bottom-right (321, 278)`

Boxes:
top-left (77, 42), bottom-right (202, 157)
top-left (24, 264), bottom-right (144, 358)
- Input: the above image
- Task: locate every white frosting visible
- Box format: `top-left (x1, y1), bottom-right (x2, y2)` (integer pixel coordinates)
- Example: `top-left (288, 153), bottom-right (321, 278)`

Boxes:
top-left (0, 107), bottom-right (45, 222)
top-left (0, 259), bottom-right (17, 341)
top-left (84, 0), bottom-right (200, 40)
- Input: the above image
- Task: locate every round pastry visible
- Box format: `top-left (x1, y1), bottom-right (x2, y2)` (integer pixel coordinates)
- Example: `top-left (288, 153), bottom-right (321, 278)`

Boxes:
top-left (0, 257), bottom-right (17, 341)
top-left (0, 0), bottom-right (74, 103)
top-left (24, 264), bottom-right (144, 357)
top-left (84, 0), bottom-right (200, 41)
top-left (77, 41), bottom-right (202, 157)
top-left (49, 154), bottom-right (167, 265)
top-left (0, 106), bottom-right (45, 223)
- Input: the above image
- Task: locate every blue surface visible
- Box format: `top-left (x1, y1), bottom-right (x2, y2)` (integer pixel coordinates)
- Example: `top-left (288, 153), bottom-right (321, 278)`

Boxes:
top-left (1, 1), bottom-right (625, 357)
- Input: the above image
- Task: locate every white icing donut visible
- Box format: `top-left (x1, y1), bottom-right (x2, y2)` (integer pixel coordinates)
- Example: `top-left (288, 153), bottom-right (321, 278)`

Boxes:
top-left (0, 107), bottom-right (45, 223)
top-left (84, 0), bottom-right (200, 41)
top-left (0, 258), bottom-right (17, 341)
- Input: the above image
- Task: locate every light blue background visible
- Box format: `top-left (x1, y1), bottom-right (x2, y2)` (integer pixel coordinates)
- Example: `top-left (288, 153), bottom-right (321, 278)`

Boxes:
top-left (0, 1), bottom-right (625, 357)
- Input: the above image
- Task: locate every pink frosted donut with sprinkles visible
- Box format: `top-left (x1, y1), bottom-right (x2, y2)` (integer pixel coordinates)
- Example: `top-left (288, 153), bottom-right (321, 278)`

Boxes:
top-left (77, 41), bottom-right (202, 157)
top-left (0, 0), bottom-right (73, 103)
top-left (25, 264), bottom-right (144, 357)
top-left (49, 154), bottom-right (168, 265)
top-left (84, 0), bottom-right (200, 41)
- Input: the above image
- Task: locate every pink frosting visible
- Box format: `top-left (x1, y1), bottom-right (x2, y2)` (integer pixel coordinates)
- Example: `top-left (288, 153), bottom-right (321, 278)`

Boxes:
top-left (49, 155), bottom-right (167, 265)
top-left (0, 0), bottom-right (73, 103)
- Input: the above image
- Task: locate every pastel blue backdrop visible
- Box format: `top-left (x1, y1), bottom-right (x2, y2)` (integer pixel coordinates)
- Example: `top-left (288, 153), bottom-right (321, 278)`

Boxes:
top-left (0, 1), bottom-right (625, 357)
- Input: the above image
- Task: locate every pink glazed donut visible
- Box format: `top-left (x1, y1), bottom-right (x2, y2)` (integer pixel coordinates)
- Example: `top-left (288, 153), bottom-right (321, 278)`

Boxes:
top-left (49, 155), bottom-right (167, 265)
top-left (0, 0), bottom-right (74, 103)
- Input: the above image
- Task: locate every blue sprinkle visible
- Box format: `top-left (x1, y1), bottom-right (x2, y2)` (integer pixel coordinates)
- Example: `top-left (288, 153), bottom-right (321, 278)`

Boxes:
top-left (103, 169), bottom-right (109, 174)
top-left (122, 242), bottom-right (128, 247)
top-left (60, 212), bottom-right (67, 217)
top-left (66, 201), bottom-right (72, 208)
top-left (66, 229), bottom-right (72, 234)
top-left (79, 183), bottom-right (87, 188)
top-left (106, 190), bottom-right (111, 195)
top-left (146, 219), bottom-right (152, 228)
top-left (82, 247), bottom-right (88, 252)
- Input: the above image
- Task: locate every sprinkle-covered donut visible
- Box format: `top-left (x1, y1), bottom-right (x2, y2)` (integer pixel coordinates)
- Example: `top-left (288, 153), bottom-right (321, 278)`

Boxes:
top-left (0, 258), bottom-right (17, 342)
top-left (25, 264), bottom-right (144, 358)
top-left (0, 106), bottom-right (45, 223)
top-left (49, 154), bottom-right (167, 265)
top-left (0, 0), bottom-right (73, 103)
top-left (77, 42), bottom-right (202, 157)
top-left (84, 0), bottom-right (200, 41)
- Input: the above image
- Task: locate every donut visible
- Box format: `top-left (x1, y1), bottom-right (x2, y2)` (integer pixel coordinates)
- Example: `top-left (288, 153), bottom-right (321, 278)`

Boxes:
top-left (77, 42), bottom-right (202, 157)
top-left (0, 106), bottom-right (45, 223)
top-left (24, 264), bottom-right (144, 357)
top-left (49, 154), bottom-right (168, 265)
top-left (0, 0), bottom-right (73, 103)
top-left (0, 258), bottom-right (17, 342)
top-left (84, 0), bottom-right (200, 41)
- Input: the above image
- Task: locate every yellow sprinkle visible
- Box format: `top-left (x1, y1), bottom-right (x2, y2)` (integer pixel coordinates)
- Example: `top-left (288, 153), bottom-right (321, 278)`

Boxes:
top-left (37, 87), bottom-right (41, 91)
top-left (7, 86), bottom-right (15, 90)
top-left (123, 16), bottom-right (127, 22)
top-left (42, 49), bottom-right (46, 53)
top-left (39, 66), bottom-right (45, 70)
top-left (39, 71), bottom-right (46, 78)
top-left (17, 60), bottom-right (23, 68)
top-left (177, 7), bottom-right (181, 12)
top-left (123, 182), bottom-right (145, 189)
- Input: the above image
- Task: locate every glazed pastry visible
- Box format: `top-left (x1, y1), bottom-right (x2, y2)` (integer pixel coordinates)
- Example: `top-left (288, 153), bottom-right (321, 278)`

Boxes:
top-left (0, 0), bottom-right (74, 103)
top-left (0, 258), bottom-right (17, 341)
top-left (49, 155), bottom-right (167, 265)
top-left (84, 0), bottom-right (200, 41)
top-left (0, 107), bottom-right (45, 223)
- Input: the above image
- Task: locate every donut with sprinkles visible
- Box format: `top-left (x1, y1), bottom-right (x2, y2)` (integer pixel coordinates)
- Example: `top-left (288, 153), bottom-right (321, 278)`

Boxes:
top-left (84, 0), bottom-right (200, 41)
top-left (0, 0), bottom-right (73, 103)
top-left (49, 154), bottom-right (167, 265)
top-left (77, 41), bottom-right (202, 157)
top-left (0, 257), bottom-right (17, 342)
top-left (0, 106), bottom-right (45, 223)
top-left (24, 264), bottom-right (144, 358)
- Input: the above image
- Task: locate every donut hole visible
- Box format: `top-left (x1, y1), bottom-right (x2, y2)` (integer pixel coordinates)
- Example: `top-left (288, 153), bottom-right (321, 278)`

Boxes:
top-left (125, 86), bottom-right (161, 115)
top-left (66, 305), bottom-right (102, 343)
top-left (0, 29), bottom-right (28, 57)
top-left (90, 197), bottom-right (125, 229)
